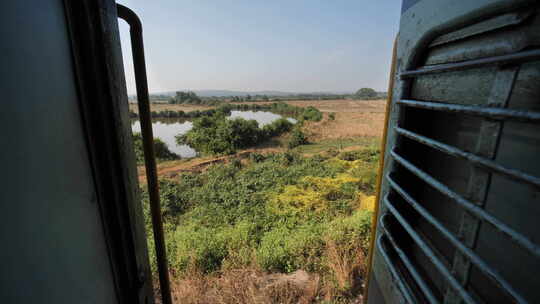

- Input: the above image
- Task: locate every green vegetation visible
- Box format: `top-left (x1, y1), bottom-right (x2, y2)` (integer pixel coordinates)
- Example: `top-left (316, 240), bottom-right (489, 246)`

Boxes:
top-left (132, 132), bottom-right (178, 164)
top-left (287, 127), bottom-right (308, 149)
top-left (169, 91), bottom-right (204, 105)
top-left (301, 106), bottom-right (323, 121)
top-left (176, 111), bottom-right (294, 155)
top-left (329, 112), bottom-right (336, 120)
top-left (141, 90), bottom-right (388, 105)
top-left (355, 87), bottom-right (378, 99)
top-left (292, 137), bottom-right (380, 155)
top-left (141, 147), bottom-right (379, 301)
top-left (130, 102), bottom-right (323, 122)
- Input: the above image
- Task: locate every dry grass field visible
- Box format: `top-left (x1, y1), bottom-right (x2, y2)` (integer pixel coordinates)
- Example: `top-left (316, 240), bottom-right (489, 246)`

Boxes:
top-left (285, 100), bottom-right (387, 140)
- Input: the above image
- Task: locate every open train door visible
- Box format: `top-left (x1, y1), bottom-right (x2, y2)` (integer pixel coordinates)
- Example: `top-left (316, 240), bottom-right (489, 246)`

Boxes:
top-left (0, 1), bottom-right (158, 303)
top-left (365, 0), bottom-right (540, 303)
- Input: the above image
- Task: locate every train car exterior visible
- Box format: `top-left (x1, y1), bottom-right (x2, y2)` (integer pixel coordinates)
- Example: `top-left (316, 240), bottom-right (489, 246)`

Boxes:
top-left (366, 0), bottom-right (540, 303)
top-left (0, 1), bottom-right (154, 303)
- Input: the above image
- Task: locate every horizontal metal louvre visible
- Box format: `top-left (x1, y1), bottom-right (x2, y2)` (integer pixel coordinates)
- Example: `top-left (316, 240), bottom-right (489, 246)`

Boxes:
top-left (377, 235), bottom-right (418, 304)
top-left (400, 49), bottom-right (540, 78)
top-left (395, 127), bottom-right (540, 189)
top-left (390, 149), bottom-right (540, 259)
top-left (396, 99), bottom-right (540, 123)
top-left (385, 175), bottom-right (527, 303)
top-left (379, 214), bottom-right (440, 304)
top-left (379, 206), bottom-right (475, 304)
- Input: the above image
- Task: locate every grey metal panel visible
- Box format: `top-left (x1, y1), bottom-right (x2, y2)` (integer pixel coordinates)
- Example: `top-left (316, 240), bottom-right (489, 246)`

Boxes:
top-left (371, 0), bottom-right (539, 303)
top-left (0, 1), bottom-right (117, 303)
top-left (401, 0), bottom-right (422, 14)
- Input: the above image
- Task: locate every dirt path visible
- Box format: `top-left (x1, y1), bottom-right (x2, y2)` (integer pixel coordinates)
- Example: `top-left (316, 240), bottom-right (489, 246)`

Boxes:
top-left (138, 147), bottom-right (282, 182)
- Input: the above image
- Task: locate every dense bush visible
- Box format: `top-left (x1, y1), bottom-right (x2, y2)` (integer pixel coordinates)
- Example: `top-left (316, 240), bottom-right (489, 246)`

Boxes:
top-left (338, 146), bottom-right (379, 163)
top-left (169, 91), bottom-right (203, 104)
top-left (301, 106), bottom-right (323, 121)
top-left (141, 149), bottom-right (378, 282)
top-left (328, 112), bottom-right (336, 120)
top-left (132, 132), bottom-right (178, 164)
top-left (287, 127), bottom-right (308, 149)
top-left (177, 113), bottom-right (293, 155)
top-left (338, 147), bottom-right (380, 195)
top-left (262, 118), bottom-right (294, 137)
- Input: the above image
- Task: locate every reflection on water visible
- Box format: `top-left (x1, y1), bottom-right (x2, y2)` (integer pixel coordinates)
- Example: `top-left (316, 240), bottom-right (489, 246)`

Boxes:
top-left (131, 111), bottom-right (296, 158)
top-left (131, 120), bottom-right (197, 158)
top-left (228, 111), bottom-right (296, 125)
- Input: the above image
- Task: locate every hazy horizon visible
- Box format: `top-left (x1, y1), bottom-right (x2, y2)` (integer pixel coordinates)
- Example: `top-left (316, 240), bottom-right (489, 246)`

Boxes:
top-left (117, 1), bottom-right (400, 95)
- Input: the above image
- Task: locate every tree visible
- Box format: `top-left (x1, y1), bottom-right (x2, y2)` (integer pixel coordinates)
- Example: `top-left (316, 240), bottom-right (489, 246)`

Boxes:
top-left (355, 87), bottom-right (377, 99)
top-left (170, 91), bottom-right (202, 104)
top-left (132, 133), bottom-right (178, 163)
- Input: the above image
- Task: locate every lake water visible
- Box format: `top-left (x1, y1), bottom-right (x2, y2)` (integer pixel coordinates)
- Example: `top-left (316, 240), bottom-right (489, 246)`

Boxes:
top-left (131, 111), bottom-right (296, 158)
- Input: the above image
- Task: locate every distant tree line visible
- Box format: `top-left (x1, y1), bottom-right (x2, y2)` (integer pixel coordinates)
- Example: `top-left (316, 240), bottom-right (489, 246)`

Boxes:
top-left (130, 102), bottom-right (323, 122)
top-left (163, 90), bottom-right (386, 105)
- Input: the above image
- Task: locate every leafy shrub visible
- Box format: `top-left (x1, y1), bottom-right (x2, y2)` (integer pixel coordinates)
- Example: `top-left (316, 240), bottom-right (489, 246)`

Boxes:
top-left (178, 113), bottom-right (294, 155)
top-left (301, 106), bottom-right (323, 121)
top-left (132, 132), bottom-right (178, 164)
top-left (261, 118), bottom-right (293, 137)
top-left (257, 224), bottom-right (325, 272)
top-left (328, 112), bottom-right (336, 121)
top-left (268, 174), bottom-right (359, 217)
top-left (287, 127), bottom-right (308, 149)
top-left (249, 152), bottom-right (266, 163)
top-left (338, 147), bottom-right (379, 162)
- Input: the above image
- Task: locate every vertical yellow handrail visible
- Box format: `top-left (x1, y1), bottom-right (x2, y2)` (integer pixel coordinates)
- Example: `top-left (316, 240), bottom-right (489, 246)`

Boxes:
top-left (363, 36), bottom-right (398, 304)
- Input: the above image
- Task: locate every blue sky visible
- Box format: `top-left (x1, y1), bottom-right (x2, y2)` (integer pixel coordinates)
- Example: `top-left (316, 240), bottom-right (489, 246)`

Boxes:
top-left (117, 0), bottom-right (401, 94)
